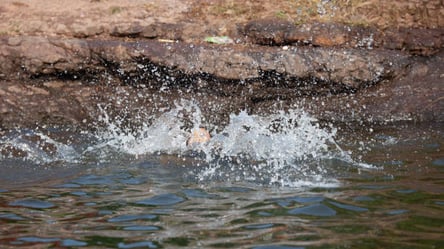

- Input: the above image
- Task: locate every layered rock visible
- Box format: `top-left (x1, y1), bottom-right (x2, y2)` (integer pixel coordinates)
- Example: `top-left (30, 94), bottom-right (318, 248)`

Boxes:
top-left (0, 0), bottom-right (443, 129)
top-left (0, 32), bottom-right (442, 129)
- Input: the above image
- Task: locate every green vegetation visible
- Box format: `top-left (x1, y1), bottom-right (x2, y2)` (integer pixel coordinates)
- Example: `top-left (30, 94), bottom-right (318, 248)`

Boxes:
top-left (109, 6), bottom-right (122, 15)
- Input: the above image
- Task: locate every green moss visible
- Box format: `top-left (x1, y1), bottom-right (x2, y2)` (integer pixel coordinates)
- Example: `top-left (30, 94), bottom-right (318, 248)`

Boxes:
top-left (110, 6), bottom-right (122, 15)
top-left (275, 10), bottom-right (288, 19)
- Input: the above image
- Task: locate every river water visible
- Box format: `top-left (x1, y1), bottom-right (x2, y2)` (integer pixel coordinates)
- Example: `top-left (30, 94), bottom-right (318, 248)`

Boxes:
top-left (0, 102), bottom-right (443, 248)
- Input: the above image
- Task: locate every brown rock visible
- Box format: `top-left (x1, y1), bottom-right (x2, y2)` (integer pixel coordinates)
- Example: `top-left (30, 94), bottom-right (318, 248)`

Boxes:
top-left (243, 19), bottom-right (296, 45)
top-left (140, 23), bottom-right (183, 40)
top-left (243, 20), bottom-right (443, 55)
top-left (110, 23), bottom-right (144, 37)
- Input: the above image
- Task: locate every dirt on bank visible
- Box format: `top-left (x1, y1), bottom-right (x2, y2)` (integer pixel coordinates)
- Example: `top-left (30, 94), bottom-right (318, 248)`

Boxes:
top-left (1, 0), bottom-right (442, 38)
top-left (0, 0), bottom-right (443, 129)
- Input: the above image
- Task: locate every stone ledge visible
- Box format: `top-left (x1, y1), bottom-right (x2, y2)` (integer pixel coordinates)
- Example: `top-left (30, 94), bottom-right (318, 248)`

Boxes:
top-left (0, 35), bottom-right (410, 91)
top-left (0, 35), bottom-right (442, 129)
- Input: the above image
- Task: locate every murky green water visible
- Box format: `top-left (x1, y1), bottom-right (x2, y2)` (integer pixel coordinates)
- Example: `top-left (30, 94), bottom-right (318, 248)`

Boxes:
top-left (1, 121), bottom-right (443, 249)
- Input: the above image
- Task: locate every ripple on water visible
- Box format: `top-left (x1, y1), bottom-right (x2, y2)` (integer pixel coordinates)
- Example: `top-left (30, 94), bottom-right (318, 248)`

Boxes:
top-left (386, 209), bottom-right (409, 215)
top-left (218, 186), bottom-right (255, 193)
top-left (257, 211), bottom-right (273, 217)
top-left (182, 188), bottom-right (221, 199)
top-left (328, 201), bottom-right (369, 212)
top-left (353, 196), bottom-right (375, 202)
top-left (251, 245), bottom-right (306, 249)
top-left (135, 193), bottom-right (185, 206)
top-left (61, 239), bottom-right (88, 247)
top-left (432, 158), bottom-right (444, 167)
top-left (16, 237), bottom-right (87, 247)
top-left (118, 241), bottom-right (158, 249)
top-left (108, 214), bottom-right (158, 223)
top-left (9, 198), bottom-right (55, 209)
top-left (122, 225), bottom-right (161, 231)
top-left (56, 183), bottom-right (81, 188)
top-left (71, 191), bottom-right (88, 196)
top-left (242, 223), bottom-right (276, 230)
top-left (396, 189), bottom-right (417, 194)
top-left (119, 177), bottom-right (146, 185)
top-left (288, 203), bottom-right (337, 217)
top-left (273, 196), bottom-right (325, 207)
top-left (17, 237), bottom-right (59, 243)
top-left (72, 174), bottom-right (115, 186)
top-left (0, 212), bottom-right (27, 221)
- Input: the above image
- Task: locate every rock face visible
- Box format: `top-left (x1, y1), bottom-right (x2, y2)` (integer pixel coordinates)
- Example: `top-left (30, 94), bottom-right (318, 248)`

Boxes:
top-left (0, 36), bottom-right (408, 87)
top-left (0, 33), bottom-right (442, 129)
top-left (243, 20), bottom-right (444, 56)
top-left (0, 0), bottom-right (443, 130)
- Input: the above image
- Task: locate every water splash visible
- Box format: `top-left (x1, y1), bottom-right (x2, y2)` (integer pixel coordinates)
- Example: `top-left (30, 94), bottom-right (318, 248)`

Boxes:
top-left (0, 100), bottom-right (372, 187)
top-left (91, 100), bottom-right (368, 187)
top-left (0, 129), bottom-right (79, 164)
top-left (90, 101), bottom-right (200, 156)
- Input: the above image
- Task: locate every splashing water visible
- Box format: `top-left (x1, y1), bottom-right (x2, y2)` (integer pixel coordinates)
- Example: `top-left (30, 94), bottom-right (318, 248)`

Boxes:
top-left (0, 100), bottom-right (371, 187)
top-left (0, 129), bottom-right (80, 164)
top-left (90, 100), bottom-right (369, 187)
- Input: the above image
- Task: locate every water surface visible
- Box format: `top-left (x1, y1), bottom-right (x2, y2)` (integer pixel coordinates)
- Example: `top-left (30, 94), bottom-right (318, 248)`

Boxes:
top-left (0, 106), bottom-right (443, 248)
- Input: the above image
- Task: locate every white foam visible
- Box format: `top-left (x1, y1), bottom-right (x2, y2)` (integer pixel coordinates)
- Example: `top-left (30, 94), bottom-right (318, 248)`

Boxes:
top-left (92, 100), bottom-right (366, 187)
top-left (0, 100), bottom-right (372, 187)
top-left (0, 130), bottom-right (79, 164)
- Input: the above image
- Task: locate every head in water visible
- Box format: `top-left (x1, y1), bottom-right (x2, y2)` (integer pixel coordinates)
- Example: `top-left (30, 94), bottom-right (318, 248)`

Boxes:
top-left (187, 127), bottom-right (211, 146)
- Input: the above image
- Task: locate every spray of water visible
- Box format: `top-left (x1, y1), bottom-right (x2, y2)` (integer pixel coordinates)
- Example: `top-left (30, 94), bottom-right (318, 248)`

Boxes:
top-left (0, 130), bottom-right (79, 164)
top-left (90, 100), bottom-right (369, 187)
top-left (0, 100), bottom-right (372, 187)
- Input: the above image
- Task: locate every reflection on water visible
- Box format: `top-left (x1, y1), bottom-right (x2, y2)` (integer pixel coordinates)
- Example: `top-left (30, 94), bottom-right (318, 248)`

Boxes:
top-left (0, 106), bottom-right (443, 248)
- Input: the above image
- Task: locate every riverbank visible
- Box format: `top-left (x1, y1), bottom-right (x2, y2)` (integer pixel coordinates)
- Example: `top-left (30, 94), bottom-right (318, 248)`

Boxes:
top-left (0, 0), bottom-right (443, 129)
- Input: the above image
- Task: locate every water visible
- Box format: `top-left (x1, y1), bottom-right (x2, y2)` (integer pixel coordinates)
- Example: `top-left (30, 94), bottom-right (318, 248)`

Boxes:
top-left (0, 102), bottom-right (443, 248)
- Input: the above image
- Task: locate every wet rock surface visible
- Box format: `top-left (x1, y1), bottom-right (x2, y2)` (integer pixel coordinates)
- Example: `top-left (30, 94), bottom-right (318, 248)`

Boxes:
top-left (0, 0), bottom-right (443, 129)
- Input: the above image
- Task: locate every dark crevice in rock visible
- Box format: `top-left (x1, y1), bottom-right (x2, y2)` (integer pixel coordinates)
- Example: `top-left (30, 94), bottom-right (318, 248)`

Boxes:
top-left (255, 70), bottom-right (358, 94)
top-left (30, 69), bottom-right (94, 83)
top-left (28, 59), bottom-right (366, 100)
top-left (1, 35), bottom-right (442, 128)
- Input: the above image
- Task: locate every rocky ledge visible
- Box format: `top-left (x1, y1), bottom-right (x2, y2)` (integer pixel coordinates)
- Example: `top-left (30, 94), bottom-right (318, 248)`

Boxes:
top-left (0, 1), bottom-right (443, 130)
